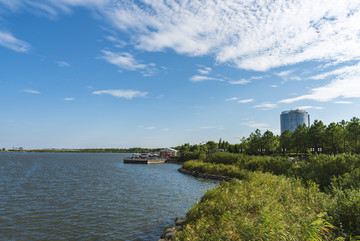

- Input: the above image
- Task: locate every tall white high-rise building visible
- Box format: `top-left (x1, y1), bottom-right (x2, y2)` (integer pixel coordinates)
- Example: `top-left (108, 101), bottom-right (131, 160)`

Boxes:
top-left (280, 109), bottom-right (310, 133)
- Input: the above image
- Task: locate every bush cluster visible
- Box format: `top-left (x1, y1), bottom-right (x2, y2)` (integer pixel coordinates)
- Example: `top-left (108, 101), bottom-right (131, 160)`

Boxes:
top-left (181, 152), bottom-right (360, 238)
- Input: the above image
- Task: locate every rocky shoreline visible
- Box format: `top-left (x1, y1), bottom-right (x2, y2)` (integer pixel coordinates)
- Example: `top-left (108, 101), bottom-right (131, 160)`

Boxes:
top-left (158, 217), bottom-right (188, 241)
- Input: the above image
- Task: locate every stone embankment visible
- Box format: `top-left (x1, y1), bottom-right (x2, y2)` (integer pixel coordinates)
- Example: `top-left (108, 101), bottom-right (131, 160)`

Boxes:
top-left (158, 217), bottom-right (188, 241)
top-left (178, 167), bottom-right (233, 182)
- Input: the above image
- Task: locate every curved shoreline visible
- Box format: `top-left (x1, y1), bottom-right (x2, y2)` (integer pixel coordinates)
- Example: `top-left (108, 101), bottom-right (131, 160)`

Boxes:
top-left (158, 166), bottom-right (232, 240)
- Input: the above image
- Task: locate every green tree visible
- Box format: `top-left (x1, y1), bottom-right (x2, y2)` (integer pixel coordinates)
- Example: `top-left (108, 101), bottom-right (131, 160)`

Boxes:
top-left (248, 129), bottom-right (262, 154)
top-left (292, 124), bottom-right (309, 155)
top-left (261, 130), bottom-right (278, 154)
top-left (347, 117), bottom-right (360, 153)
top-left (339, 120), bottom-right (348, 153)
top-left (206, 141), bottom-right (218, 152)
top-left (239, 137), bottom-right (248, 153)
top-left (324, 122), bottom-right (342, 154)
top-left (279, 129), bottom-right (292, 154)
top-left (308, 120), bottom-right (326, 153)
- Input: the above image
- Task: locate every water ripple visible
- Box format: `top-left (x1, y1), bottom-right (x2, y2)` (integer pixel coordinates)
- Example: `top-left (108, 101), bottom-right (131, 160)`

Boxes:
top-left (0, 152), bottom-right (218, 240)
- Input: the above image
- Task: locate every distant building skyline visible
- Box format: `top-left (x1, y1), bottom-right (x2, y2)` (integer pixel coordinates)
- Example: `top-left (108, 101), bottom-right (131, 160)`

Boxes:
top-left (280, 109), bottom-right (310, 133)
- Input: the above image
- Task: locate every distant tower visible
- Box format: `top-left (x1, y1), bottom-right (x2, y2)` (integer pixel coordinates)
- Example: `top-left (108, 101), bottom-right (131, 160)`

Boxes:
top-left (280, 109), bottom-right (310, 133)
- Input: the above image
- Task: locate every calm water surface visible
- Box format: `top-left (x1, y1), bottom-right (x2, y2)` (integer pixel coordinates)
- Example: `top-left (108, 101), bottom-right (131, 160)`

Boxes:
top-left (0, 152), bottom-right (218, 240)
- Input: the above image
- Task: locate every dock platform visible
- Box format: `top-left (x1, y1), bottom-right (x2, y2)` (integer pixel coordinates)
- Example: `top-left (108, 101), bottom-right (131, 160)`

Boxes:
top-left (123, 158), bottom-right (166, 164)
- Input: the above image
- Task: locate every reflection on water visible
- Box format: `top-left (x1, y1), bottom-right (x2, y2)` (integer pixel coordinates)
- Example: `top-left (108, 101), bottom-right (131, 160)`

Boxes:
top-left (0, 152), bottom-right (218, 240)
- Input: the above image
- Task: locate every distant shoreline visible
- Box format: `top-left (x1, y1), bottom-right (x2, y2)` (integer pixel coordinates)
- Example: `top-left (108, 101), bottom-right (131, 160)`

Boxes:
top-left (1, 148), bottom-right (163, 153)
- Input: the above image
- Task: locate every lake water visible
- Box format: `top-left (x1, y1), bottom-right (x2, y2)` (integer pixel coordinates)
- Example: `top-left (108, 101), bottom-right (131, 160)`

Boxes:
top-left (0, 152), bottom-right (218, 240)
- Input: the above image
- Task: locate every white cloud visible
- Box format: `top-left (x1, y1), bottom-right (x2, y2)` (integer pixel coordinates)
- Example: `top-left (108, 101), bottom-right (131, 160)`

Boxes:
top-left (253, 103), bottom-right (278, 110)
top-left (276, 70), bottom-right (295, 77)
top-left (92, 89), bottom-right (148, 99)
top-left (2, 1), bottom-right (360, 73)
top-left (271, 85), bottom-right (278, 88)
top-left (22, 89), bottom-right (40, 94)
top-left (99, 1), bottom-right (360, 72)
top-left (225, 97), bottom-right (238, 101)
top-left (104, 35), bottom-right (127, 48)
top-left (197, 66), bottom-right (212, 75)
top-left (56, 61), bottom-right (70, 67)
top-left (0, 31), bottom-right (30, 52)
top-left (100, 50), bottom-right (147, 70)
top-left (190, 75), bottom-right (222, 82)
top-left (64, 97), bottom-right (75, 101)
top-left (280, 62), bottom-right (360, 103)
top-left (238, 99), bottom-right (254, 103)
top-left (334, 101), bottom-right (353, 104)
top-left (228, 79), bottom-right (251, 85)
top-left (295, 105), bottom-right (323, 110)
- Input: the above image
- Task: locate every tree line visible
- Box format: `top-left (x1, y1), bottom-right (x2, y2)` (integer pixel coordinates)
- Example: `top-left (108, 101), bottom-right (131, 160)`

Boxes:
top-left (176, 117), bottom-right (360, 156)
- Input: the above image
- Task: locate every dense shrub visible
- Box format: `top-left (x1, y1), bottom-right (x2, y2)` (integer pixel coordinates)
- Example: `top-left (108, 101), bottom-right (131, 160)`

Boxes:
top-left (295, 154), bottom-right (360, 190)
top-left (331, 168), bottom-right (360, 190)
top-left (205, 152), bottom-right (241, 165)
top-left (327, 188), bottom-right (360, 238)
top-left (183, 160), bottom-right (248, 179)
top-left (174, 172), bottom-right (334, 241)
top-left (178, 151), bottom-right (206, 162)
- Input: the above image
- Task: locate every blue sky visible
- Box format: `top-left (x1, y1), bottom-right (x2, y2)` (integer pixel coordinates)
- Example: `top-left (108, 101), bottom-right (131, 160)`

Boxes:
top-left (1, 0), bottom-right (360, 149)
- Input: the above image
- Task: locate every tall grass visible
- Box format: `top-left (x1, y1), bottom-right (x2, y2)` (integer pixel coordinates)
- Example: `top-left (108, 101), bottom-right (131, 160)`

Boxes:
top-left (174, 172), bottom-right (334, 240)
top-left (181, 153), bottom-right (360, 238)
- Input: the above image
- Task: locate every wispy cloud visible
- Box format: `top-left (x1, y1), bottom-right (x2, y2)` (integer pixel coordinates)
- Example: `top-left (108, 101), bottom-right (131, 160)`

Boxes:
top-left (104, 35), bottom-right (127, 48)
top-left (225, 97), bottom-right (238, 101)
top-left (296, 105), bottom-right (323, 110)
top-left (238, 99), bottom-right (254, 103)
top-left (0, 31), bottom-right (30, 52)
top-left (92, 89), bottom-right (148, 99)
top-left (64, 97), bottom-right (75, 101)
top-left (137, 125), bottom-right (155, 130)
top-left (253, 103), bottom-right (278, 110)
top-left (98, 1), bottom-right (360, 72)
top-left (22, 89), bottom-right (40, 94)
top-left (276, 70), bottom-right (295, 77)
top-left (334, 101), bottom-right (353, 104)
top-left (189, 65), bottom-right (223, 82)
top-left (56, 61), bottom-right (70, 67)
top-left (2, 1), bottom-right (360, 73)
top-left (271, 85), bottom-right (278, 88)
top-left (190, 75), bottom-right (221, 82)
top-left (280, 62), bottom-right (360, 103)
top-left (228, 79), bottom-right (251, 85)
top-left (197, 65), bottom-right (212, 75)
top-left (100, 50), bottom-right (147, 70)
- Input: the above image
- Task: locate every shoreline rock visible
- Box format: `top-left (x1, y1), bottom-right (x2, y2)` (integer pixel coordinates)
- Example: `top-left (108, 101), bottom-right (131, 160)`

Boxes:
top-left (159, 217), bottom-right (187, 241)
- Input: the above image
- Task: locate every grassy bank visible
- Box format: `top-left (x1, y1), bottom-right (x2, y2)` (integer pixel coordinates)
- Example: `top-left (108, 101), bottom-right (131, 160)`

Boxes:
top-left (177, 153), bottom-right (360, 239)
top-left (175, 172), bottom-right (333, 240)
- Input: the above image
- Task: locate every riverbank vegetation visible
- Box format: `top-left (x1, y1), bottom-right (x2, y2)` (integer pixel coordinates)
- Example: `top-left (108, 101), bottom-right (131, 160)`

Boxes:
top-left (175, 172), bottom-right (334, 240)
top-left (176, 153), bottom-right (360, 239)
